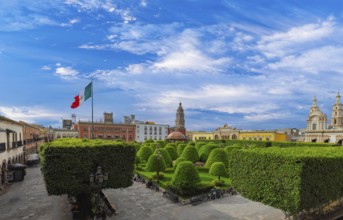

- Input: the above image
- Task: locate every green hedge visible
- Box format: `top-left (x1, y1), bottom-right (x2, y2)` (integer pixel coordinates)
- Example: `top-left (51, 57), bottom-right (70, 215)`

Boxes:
top-left (145, 153), bottom-right (166, 172)
top-left (172, 161), bottom-right (201, 189)
top-left (155, 148), bottom-right (173, 167)
top-left (137, 146), bottom-right (153, 162)
top-left (205, 148), bottom-right (229, 168)
top-left (177, 143), bottom-right (187, 156)
top-left (181, 146), bottom-right (199, 163)
top-left (40, 138), bottom-right (136, 196)
top-left (230, 147), bottom-right (343, 215)
top-left (198, 143), bottom-right (219, 162)
top-left (165, 145), bottom-right (178, 160)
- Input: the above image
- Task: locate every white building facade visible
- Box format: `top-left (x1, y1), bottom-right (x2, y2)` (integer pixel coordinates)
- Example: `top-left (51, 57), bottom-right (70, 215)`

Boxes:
top-left (135, 122), bottom-right (169, 143)
top-left (0, 116), bottom-right (25, 188)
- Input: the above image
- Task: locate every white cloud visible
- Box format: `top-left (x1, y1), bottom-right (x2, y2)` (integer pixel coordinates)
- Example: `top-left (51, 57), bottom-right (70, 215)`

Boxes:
top-left (64, 0), bottom-right (136, 23)
top-left (140, 0), bottom-right (147, 7)
top-left (152, 30), bottom-right (231, 73)
top-left (268, 46), bottom-right (343, 74)
top-left (41, 65), bottom-right (51, 71)
top-left (55, 66), bottom-right (79, 80)
top-left (0, 105), bottom-right (62, 124)
top-left (244, 113), bottom-right (284, 121)
top-left (257, 17), bottom-right (335, 58)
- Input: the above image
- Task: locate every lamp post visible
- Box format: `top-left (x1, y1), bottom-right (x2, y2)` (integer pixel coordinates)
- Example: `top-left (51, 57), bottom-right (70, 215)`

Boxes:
top-left (89, 165), bottom-right (108, 219)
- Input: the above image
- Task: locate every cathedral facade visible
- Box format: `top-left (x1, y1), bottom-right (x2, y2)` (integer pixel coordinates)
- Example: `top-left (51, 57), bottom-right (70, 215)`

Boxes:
top-left (305, 93), bottom-right (343, 144)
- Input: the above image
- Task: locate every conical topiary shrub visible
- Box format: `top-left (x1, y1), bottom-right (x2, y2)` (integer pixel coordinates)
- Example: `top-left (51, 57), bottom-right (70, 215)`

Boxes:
top-left (173, 157), bottom-right (186, 169)
top-left (154, 148), bottom-right (173, 167)
top-left (177, 143), bottom-right (187, 156)
top-left (137, 146), bottom-right (153, 162)
top-left (209, 162), bottom-right (228, 181)
top-left (145, 153), bottom-right (166, 172)
top-left (181, 146), bottom-right (199, 163)
top-left (165, 145), bottom-right (178, 160)
top-left (195, 142), bottom-right (206, 152)
top-left (198, 143), bottom-right (219, 162)
top-left (205, 148), bottom-right (229, 168)
top-left (172, 161), bottom-right (201, 189)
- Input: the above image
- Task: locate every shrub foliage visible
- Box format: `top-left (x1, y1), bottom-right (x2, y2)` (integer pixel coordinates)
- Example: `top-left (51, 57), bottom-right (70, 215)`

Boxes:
top-left (137, 146), bottom-right (153, 162)
top-left (154, 148), bottom-right (173, 167)
top-left (145, 153), bottom-right (166, 172)
top-left (165, 145), bottom-right (178, 160)
top-left (198, 143), bottom-right (219, 162)
top-left (230, 147), bottom-right (343, 216)
top-left (205, 148), bottom-right (229, 168)
top-left (209, 162), bottom-right (228, 180)
top-left (181, 146), bottom-right (199, 163)
top-left (40, 138), bottom-right (136, 196)
top-left (172, 161), bottom-right (201, 189)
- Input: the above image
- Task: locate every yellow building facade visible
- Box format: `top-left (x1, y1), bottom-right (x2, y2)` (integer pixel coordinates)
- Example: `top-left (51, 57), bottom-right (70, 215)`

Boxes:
top-left (191, 131), bottom-right (214, 141)
top-left (238, 131), bottom-right (287, 142)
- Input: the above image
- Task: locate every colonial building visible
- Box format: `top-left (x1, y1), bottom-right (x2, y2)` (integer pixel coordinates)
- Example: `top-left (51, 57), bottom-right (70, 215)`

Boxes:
top-left (213, 124), bottom-right (239, 140)
top-left (191, 131), bottom-right (214, 141)
top-left (305, 94), bottom-right (343, 144)
top-left (239, 130), bottom-right (287, 141)
top-left (19, 121), bottom-right (43, 156)
top-left (51, 128), bottom-right (79, 140)
top-left (74, 112), bottom-right (135, 142)
top-left (0, 116), bottom-right (25, 189)
top-left (135, 122), bottom-right (169, 143)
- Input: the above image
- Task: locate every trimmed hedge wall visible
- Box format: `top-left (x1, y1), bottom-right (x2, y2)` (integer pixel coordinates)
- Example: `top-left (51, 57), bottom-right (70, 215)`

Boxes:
top-left (230, 147), bottom-right (343, 215)
top-left (223, 139), bottom-right (336, 148)
top-left (40, 138), bottom-right (136, 196)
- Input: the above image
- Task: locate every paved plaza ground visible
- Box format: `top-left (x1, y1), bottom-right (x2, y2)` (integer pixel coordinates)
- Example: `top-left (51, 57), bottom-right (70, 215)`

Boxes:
top-left (0, 165), bottom-right (285, 220)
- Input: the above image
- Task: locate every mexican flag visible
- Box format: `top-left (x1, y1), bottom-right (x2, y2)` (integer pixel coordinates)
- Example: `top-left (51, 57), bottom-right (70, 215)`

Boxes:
top-left (71, 82), bottom-right (92, 109)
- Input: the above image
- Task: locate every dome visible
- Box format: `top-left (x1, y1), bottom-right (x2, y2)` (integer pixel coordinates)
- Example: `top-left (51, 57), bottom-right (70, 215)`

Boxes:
top-left (167, 131), bottom-right (187, 141)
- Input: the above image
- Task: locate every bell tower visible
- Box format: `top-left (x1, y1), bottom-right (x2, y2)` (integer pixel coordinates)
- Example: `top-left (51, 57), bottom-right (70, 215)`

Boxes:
top-left (175, 102), bottom-right (185, 129)
top-left (331, 92), bottom-right (343, 128)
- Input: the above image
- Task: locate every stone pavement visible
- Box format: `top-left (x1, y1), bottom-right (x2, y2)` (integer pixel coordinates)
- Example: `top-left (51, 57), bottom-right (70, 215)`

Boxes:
top-left (0, 165), bottom-right (285, 220)
top-left (0, 165), bottom-right (71, 220)
top-left (104, 182), bottom-right (285, 220)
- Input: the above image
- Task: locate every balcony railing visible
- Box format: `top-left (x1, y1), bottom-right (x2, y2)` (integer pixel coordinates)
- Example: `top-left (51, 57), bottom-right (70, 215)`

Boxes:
top-left (17, 140), bottom-right (23, 147)
top-left (0, 143), bottom-right (5, 153)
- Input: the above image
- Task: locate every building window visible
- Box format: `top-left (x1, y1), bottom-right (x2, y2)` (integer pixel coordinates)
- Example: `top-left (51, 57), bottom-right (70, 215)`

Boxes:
top-left (312, 123), bottom-right (317, 130)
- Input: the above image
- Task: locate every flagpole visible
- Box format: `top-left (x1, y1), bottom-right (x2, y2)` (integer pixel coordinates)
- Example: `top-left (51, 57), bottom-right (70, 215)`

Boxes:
top-left (91, 78), bottom-right (94, 139)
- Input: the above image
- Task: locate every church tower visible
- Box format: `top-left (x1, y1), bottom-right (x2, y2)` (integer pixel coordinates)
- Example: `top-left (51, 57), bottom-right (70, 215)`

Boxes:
top-left (331, 92), bottom-right (343, 128)
top-left (306, 96), bottom-right (327, 131)
top-left (175, 102), bottom-right (185, 129)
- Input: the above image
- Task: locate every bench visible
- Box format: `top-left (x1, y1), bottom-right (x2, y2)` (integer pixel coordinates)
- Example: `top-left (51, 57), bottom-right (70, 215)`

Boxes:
top-left (163, 189), bottom-right (179, 203)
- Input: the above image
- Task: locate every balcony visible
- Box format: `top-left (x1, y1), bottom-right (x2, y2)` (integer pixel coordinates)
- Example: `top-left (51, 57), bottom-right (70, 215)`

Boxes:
top-left (17, 140), bottom-right (23, 147)
top-left (0, 143), bottom-right (5, 153)
top-left (12, 142), bottom-right (17, 148)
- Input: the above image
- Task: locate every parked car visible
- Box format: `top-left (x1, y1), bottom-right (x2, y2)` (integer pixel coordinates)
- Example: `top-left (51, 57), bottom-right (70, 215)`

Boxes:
top-left (26, 153), bottom-right (40, 166)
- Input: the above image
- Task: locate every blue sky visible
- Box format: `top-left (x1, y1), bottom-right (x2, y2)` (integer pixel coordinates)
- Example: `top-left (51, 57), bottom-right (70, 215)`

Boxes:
top-left (0, 0), bottom-right (342, 131)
